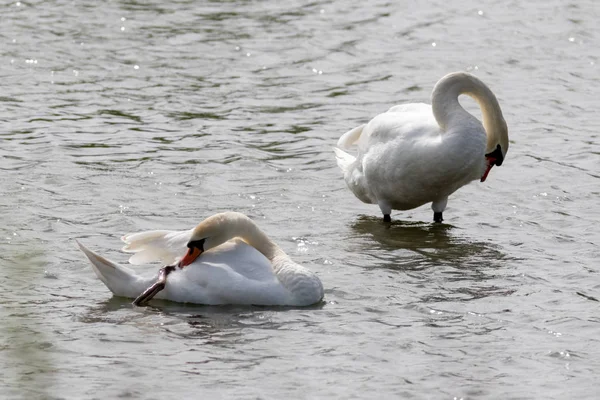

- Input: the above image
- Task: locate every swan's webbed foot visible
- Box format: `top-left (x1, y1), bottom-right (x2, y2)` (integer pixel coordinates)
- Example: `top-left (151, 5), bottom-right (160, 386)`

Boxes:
top-left (133, 265), bottom-right (176, 306)
top-left (383, 214), bottom-right (392, 223)
top-left (433, 212), bottom-right (443, 223)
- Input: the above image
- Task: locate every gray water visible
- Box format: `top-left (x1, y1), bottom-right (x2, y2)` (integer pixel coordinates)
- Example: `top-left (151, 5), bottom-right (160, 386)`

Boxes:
top-left (1, 0), bottom-right (599, 398)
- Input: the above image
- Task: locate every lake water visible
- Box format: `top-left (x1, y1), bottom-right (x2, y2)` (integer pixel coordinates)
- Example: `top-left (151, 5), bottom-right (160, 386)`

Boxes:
top-left (1, 0), bottom-right (599, 398)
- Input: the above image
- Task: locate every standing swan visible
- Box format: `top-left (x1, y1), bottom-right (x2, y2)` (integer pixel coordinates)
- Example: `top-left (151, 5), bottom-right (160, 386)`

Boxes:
top-left (334, 72), bottom-right (509, 223)
top-left (77, 212), bottom-right (324, 306)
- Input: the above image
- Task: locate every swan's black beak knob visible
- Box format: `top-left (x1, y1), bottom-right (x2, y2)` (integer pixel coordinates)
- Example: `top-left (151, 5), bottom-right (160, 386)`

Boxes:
top-left (481, 144), bottom-right (504, 182)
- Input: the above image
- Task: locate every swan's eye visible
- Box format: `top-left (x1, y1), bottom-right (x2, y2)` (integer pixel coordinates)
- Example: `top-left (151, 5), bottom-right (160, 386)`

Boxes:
top-left (187, 238), bottom-right (206, 251)
top-left (485, 144), bottom-right (504, 166)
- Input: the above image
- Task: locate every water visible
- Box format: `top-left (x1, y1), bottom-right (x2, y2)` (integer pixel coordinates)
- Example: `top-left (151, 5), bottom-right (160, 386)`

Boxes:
top-left (1, 0), bottom-right (599, 398)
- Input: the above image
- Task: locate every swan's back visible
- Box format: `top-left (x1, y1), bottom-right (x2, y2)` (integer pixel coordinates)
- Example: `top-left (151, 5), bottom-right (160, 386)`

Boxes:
top-left (358, 103), bottom-right (439, 150)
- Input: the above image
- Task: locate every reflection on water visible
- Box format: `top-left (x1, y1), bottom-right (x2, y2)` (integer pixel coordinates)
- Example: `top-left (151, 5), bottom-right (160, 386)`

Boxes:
top-left (350, 215), bottom-right (507, 270)
top-left (349, 215), bottom-right (514, 304)
top-left (351, 216), bottom-right (456, 251)
top-left (81, 296), bottom-right (326, 342)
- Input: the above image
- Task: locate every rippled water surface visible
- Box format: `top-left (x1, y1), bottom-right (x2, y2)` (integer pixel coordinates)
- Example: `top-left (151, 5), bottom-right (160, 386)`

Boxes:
top-left (2, 0), bottom-right (599, 398)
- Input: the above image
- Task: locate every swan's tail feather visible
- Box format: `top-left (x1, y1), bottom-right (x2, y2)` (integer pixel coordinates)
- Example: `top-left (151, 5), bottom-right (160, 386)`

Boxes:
top-left (334, 124), bottom-right (365, 173)
top-left (77, 240), bottom-right (145, 298)
top-left (333, 147), bottom-right (355, 173)
top-left (336, 124), bottom-right (365, 149)
top-left (121, 229), bottom-right (191, 265)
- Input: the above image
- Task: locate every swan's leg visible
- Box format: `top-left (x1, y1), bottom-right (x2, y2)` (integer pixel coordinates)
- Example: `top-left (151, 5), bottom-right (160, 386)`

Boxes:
top-left (432, 198), bottom-right (448, 223)
top-left (378, 201), bottom-right (392, 223)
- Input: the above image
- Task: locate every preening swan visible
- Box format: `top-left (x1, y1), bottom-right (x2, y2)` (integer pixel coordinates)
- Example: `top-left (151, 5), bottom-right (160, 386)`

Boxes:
top-left (77, 212), bottom-right (324, 306)
top-left (334, 71), bottom-right (509, 223)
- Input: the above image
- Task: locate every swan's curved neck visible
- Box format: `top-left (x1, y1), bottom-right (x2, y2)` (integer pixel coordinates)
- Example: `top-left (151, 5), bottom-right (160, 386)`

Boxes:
top-left (234, 216), bottom-right (282, 261)
top-left (431, 72), bottom-right (506, 151)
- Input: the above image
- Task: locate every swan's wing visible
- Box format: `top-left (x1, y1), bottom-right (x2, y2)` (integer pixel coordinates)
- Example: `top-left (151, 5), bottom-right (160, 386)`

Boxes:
top-left (121, 229), bottom-right (193, 265)
top-left (197, 239), bottom-right (276, 282)
top-left (163, 240), bottom-right (289, 305)
top-left (359, 103), bottom-right (438, 150)
top-left (333, 103), bottom-right (443, 207)
top-left (336, 104), bottom-right (436, 153)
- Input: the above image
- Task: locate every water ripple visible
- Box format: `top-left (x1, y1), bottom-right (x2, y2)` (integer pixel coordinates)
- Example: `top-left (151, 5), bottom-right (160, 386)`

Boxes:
top-left (2, 0), bottom-right (600, 398)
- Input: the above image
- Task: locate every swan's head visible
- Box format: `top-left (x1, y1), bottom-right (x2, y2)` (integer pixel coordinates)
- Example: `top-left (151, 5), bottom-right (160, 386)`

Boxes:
top-left (178, 212), bottom-right (248, 268)
top-left (481, 117), bottom-right (509, 182)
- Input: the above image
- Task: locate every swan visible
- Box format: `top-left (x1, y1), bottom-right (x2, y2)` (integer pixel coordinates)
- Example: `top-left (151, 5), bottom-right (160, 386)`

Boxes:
top-left (334, 71), bottom-right (509, 223)
top-left (77, 212), bottom-right (324, 306)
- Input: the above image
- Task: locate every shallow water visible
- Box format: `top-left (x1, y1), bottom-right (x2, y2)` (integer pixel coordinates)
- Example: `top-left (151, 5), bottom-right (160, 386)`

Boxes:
top-left (1, 0), bottom-right (599, 398)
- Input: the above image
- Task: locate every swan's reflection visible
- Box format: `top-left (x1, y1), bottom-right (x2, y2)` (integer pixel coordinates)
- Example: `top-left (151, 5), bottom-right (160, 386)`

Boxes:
top-left (347, 215), bottom-right (513, 304)
top-left (351, 216), bottom-right (454, 251)
top-left (349, 215), bottom-right (507, 273)
top-left (84, 296), bottom-right (325, 342)
top-left (80, 299), bottom-right (308, 372)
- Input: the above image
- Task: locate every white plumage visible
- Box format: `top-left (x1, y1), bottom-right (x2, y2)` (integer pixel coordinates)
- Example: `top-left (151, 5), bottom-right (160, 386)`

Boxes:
top-left (78, 212), bottom-right (324, 306)
top-left (334, 71), bottom-right (509, 222)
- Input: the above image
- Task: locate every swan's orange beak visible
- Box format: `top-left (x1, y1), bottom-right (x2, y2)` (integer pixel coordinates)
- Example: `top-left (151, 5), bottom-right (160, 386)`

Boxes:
top-left (480, 156), bottom-right (496, 182)
top-left (179, 247), bottom-right (202, 268)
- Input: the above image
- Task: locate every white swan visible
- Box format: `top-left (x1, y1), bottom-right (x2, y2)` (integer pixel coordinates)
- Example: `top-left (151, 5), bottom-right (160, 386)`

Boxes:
top-left (77, 212), bottom-right (324, 306)
top-left (334, 71), bottom-right (509, 223)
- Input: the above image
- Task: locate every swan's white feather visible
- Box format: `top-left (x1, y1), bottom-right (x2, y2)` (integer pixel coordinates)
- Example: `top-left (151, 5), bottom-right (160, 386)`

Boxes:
top-left (79, 239), bottom-right (320, 306)
top-left (121, 229), bottom-right (192, 265)
top-left (333, 147), bottom-right (355, 173)
top-left (77, 240), bottom-right (153, 298)
top-left (336, 123), bottom-right (365, 149)
top-left (334, 72), bottom-right (506, 219)
top-left (78, 213), bottom-right (324, 306)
